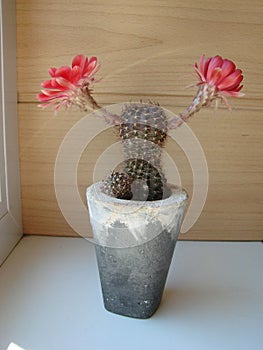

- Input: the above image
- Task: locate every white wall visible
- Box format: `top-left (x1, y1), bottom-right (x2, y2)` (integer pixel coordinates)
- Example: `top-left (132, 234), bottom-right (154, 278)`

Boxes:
top-left (0, 0), bottom-right (22, 265)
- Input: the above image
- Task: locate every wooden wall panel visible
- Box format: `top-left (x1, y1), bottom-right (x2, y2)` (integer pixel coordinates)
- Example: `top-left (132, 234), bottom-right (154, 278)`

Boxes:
top-left (16, 0), bottom-right (263, 240)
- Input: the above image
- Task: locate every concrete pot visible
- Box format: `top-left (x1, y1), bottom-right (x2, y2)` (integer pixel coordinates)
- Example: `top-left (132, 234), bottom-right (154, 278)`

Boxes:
top-left (86, 182), bottom-right (188, 319)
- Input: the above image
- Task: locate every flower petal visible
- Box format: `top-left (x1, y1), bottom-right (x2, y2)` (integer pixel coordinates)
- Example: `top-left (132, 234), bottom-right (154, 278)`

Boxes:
top-left (55, 77), bottom-right (77, 90)
top-left (209, 67), bottom-right (222, 85)
top-left (199, 54), bottom-right (206, 74)
top-left (41, 79), bottom-right (54, 89)
top-left (83, 57), bottom-right (99, 77)
top-left (221, 89), bottom-right (245, 97)
top-left (206, 55), bottom-right (223, 81)
top-left (55, 66), bottom-right (72, 80)
top-left (220, 59), bottom-right (236, 78)
top-left (49, 67), bottom-right (57, 77)
top-left (194, 64), bottom-right (206, 82)
top-left (217, 69), bottom-right (243, 90)
top-left (71, 66), bottom-right (81, 84)
top-left (72, 54), bottom-right (87, 70)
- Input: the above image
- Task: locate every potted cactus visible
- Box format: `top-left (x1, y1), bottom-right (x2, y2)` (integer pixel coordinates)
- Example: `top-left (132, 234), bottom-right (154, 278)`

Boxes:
top-left (38, 54), bottom-right (244, 318)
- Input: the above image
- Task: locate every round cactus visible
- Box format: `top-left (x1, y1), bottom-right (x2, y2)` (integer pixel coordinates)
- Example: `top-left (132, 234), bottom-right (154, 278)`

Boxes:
top-left (102, 172), bottom-right (133, 200)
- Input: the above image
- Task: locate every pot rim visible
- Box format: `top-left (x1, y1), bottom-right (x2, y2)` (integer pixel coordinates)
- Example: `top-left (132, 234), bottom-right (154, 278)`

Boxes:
top-left (86, 181), bottom-right (188, 208)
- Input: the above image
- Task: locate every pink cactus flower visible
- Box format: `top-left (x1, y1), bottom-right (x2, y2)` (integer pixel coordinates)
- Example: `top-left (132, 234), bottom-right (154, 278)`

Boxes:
top-left (168, 54), bottom-right (244, 129)
top-left (194, 54), bottom-right (244, 104)
top-left (37, 54), bottom-right (100, 111)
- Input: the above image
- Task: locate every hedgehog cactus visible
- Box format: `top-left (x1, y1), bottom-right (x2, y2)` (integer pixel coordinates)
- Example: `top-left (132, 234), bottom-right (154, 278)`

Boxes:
top-left (37, 53), bottom-right (244, 202)
top-left (116, 102), bottom-right (169, 201)
top-left (101, 102), bottom-right (170, 201)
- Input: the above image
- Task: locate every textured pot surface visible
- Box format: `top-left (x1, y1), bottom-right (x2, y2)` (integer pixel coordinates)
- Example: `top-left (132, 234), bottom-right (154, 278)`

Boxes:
top-left (95, 229), bottom-right (176, 319)
top-left (87, 182), bottom-right (188, 318)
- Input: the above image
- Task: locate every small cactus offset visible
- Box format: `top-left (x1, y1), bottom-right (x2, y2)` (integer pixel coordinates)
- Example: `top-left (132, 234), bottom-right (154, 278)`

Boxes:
top-left (38, 54), bottom-right (244, 202)
top-left (102, 172), bottom-right (133, 200)
top-left (124, 158), bottom-right (168, 201)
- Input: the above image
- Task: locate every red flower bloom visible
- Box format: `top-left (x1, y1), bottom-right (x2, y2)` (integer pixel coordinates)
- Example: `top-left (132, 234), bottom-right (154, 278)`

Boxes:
top-left (194, 54), bottom-right (244, 100)
top-left (168, 54), bottom-right (244, 129)
top-left (37, 54), bottom-right (100, 110)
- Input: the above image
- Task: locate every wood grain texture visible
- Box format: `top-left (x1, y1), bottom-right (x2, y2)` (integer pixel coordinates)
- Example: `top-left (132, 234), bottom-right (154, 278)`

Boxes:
top-left (16, 0), bottom-right (263, 239)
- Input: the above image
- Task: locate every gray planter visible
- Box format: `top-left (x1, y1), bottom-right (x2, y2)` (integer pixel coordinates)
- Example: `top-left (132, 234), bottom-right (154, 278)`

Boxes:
top-left (86, 182), bottom-right (188, 319)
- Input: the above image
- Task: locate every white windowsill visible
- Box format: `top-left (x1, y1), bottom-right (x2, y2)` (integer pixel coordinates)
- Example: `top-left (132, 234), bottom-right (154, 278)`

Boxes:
top-left (0, 236), bottom-right (262, 350)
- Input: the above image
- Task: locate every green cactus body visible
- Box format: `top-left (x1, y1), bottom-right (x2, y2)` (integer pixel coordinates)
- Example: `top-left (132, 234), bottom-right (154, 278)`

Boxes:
top-left (102, 102), bottom-right (170, 201)
top-left (120, 103), bottom-right (169, 200)
top-left (119, 103), bottom-right (168, 145)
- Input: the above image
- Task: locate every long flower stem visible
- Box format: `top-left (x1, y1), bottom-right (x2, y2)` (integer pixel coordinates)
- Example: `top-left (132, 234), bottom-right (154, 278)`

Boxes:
top-left (81, 87), bottom-right (121, 125)
top-left (168, 84), bottom-right (216, 129)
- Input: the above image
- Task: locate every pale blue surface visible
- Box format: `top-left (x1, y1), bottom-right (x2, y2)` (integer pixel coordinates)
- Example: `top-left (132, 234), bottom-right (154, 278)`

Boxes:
top-left (0, 236), bottom-right (262, 350)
